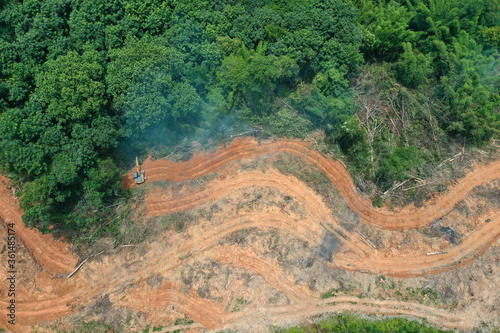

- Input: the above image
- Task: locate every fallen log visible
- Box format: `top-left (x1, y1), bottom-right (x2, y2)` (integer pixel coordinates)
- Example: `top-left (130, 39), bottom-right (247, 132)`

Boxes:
top-left (426, 251), bottom-right (448, 256)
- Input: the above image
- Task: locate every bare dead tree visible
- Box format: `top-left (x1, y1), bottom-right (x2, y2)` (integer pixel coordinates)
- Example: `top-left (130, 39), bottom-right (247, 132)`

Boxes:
top-left (385, 84), bottom-right (411, 145)
top-left (354, 70), bottom-right (386, 178)
top-left (356, 99), bottom-right (383, 178)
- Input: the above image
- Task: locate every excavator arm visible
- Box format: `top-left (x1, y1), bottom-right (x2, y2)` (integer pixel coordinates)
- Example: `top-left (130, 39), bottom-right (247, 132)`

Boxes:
top-left (133, 156), bottom-right (146, 184)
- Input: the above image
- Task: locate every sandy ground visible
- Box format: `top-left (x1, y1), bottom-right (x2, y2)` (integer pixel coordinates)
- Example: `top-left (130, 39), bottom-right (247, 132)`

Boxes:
top-left (0, 137), bottom-right (498, 332)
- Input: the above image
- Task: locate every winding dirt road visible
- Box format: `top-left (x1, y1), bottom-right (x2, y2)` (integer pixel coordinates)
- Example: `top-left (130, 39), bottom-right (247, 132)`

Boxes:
top-left (125, 137), bottom-right (500, 230)
top-left (0, 175), bottom-right (77, 274)
top-left (0, 137), bottom-right (498, 332)
top-left (144, 169), bottom-right (500, 276)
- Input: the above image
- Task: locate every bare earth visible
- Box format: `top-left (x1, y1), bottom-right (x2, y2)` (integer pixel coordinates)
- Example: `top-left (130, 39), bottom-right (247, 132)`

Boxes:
top-left (1, 137), bottom-right (499, 332)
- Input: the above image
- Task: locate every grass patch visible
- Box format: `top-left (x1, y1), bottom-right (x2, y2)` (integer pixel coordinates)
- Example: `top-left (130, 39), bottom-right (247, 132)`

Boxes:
top-left (174, 316), bottom-right (195, 326)
top-left (274, 313), bottom-right (452, 332)
top-left (373, 276), bottom-right (441, 305)
top-left (321, 282), bottom-right (360, 299)
top-left (231, 297), bottom-right (249, 312)
top-left (236, 297), bottom-right (248, 305)
top-left (321, 288), bottom-right (338, 299)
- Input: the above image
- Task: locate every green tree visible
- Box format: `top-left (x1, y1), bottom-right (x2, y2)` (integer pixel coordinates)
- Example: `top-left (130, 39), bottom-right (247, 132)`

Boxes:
top-left (217, 41), bottom-right (298, 116)
top-left (107, 35), bottom-right (203, 143)
top-left (0, 0), bottom-right (73, 109)
top-left (378, 146), bottom-right (425, 184)
top-left (124, 0), bottom-right (172, 36)
top-left (34, 48), bottom-right (106, 123)
top-left (395, 42), bottom-right (432, 88)
top-left (69, 0), bottom-right (130, 52)
top-left (357, 0), bottom-right (416, 60)
top-left (0, 47), bottom-right (121, 230)
top-left (440, 66), bottom-right (500, 143)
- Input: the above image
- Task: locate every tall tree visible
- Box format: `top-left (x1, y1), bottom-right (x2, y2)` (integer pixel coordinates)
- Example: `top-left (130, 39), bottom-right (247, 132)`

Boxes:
top-left (0, 48), bottom-right (121, 229)
top-left (107, 35), bottom-right (203, 144)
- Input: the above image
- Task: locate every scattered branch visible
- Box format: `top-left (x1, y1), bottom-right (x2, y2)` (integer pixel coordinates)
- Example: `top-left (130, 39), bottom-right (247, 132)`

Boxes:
top-left (437, 150), bottom-right (464, 168)
top-left (67, 258), bottom-right (89, 279)
top-left (402, 179), bottom-right (440, 191)
top-left (383, 178), bottom-right (413, 196)
top-left (66, 250), bottom-right (105, 279)
top-left (426, 251), bottom-right (448, 256)
top-left (356, 231), bottom-right (377, 250)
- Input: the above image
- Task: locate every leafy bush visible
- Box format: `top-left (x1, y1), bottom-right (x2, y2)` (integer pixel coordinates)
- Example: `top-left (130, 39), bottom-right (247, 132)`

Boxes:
top-left (378, 146), bottom-right (425, 184)
top-left (276, 313), bottom-right (452, 333)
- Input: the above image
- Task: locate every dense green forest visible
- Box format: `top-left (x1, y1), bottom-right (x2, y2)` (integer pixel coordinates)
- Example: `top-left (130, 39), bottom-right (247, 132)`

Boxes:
top-left (0, 0), bottom-right (498, 235)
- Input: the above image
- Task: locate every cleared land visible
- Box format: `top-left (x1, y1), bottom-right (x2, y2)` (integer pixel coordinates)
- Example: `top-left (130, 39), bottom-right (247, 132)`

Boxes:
top-left (0, 137), bottom-right (499, 332)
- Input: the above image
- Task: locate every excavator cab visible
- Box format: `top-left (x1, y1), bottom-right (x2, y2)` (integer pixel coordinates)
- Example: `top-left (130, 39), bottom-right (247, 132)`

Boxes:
top-left (133, 156), bottom-right (146, 184)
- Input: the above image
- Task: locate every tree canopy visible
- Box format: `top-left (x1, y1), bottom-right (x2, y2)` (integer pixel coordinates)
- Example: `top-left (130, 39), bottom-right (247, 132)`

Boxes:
top-left (0, 0), bottom-right (498, 233)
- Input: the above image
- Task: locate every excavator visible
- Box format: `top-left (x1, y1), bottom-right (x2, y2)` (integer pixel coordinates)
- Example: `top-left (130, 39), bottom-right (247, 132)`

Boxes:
top-left (133, 156), bottom-right (146, 184)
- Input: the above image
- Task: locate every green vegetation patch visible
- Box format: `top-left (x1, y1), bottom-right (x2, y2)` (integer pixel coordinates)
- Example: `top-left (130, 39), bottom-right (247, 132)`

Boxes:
top-left (274, 313), bottom-right (452, 333)
top-left (0, 0), bottom-right (497, 244)
top-left (174, 316), bottom-right (195, 326)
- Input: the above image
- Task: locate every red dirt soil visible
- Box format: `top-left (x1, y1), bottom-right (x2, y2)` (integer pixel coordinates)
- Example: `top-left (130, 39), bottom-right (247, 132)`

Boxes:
top-left (126, 137), bottom-right (500, 230)
top-left (145, 170), bottom-right (500, 276)
top-left (0, 175), bottom-right (77, 274)
top-left (0, 137), bottom-right (498, 332)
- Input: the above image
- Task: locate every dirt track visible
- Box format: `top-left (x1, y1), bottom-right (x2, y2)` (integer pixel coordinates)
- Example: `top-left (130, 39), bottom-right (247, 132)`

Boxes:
top-left (0, 175), bottom-right (77, 274)
top-left (1, 137), bottom-right (499, 332)
top-left (145, 170), bottom-right (499, 276)
top-left (126, 137), bottom-right (500, 230)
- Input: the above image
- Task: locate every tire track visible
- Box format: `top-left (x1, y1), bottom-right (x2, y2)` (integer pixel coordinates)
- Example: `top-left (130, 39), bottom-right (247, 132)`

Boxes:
top-left (0, 203), bottom-right (494, 330)
top-left (208, 245), bottom-right (315, 303)
top-left (0, 207), bottom-right (491, 331)
top-left (146, 171), bottom-right (372, 256)
top-left (117, 281), bottom-right (470, 331)
top-left (0, 137), bottom-right (498, 332)
top-left (145, 170), bottom-right (499, 276)
top-left (129, 137), bottom-right (500, 230)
